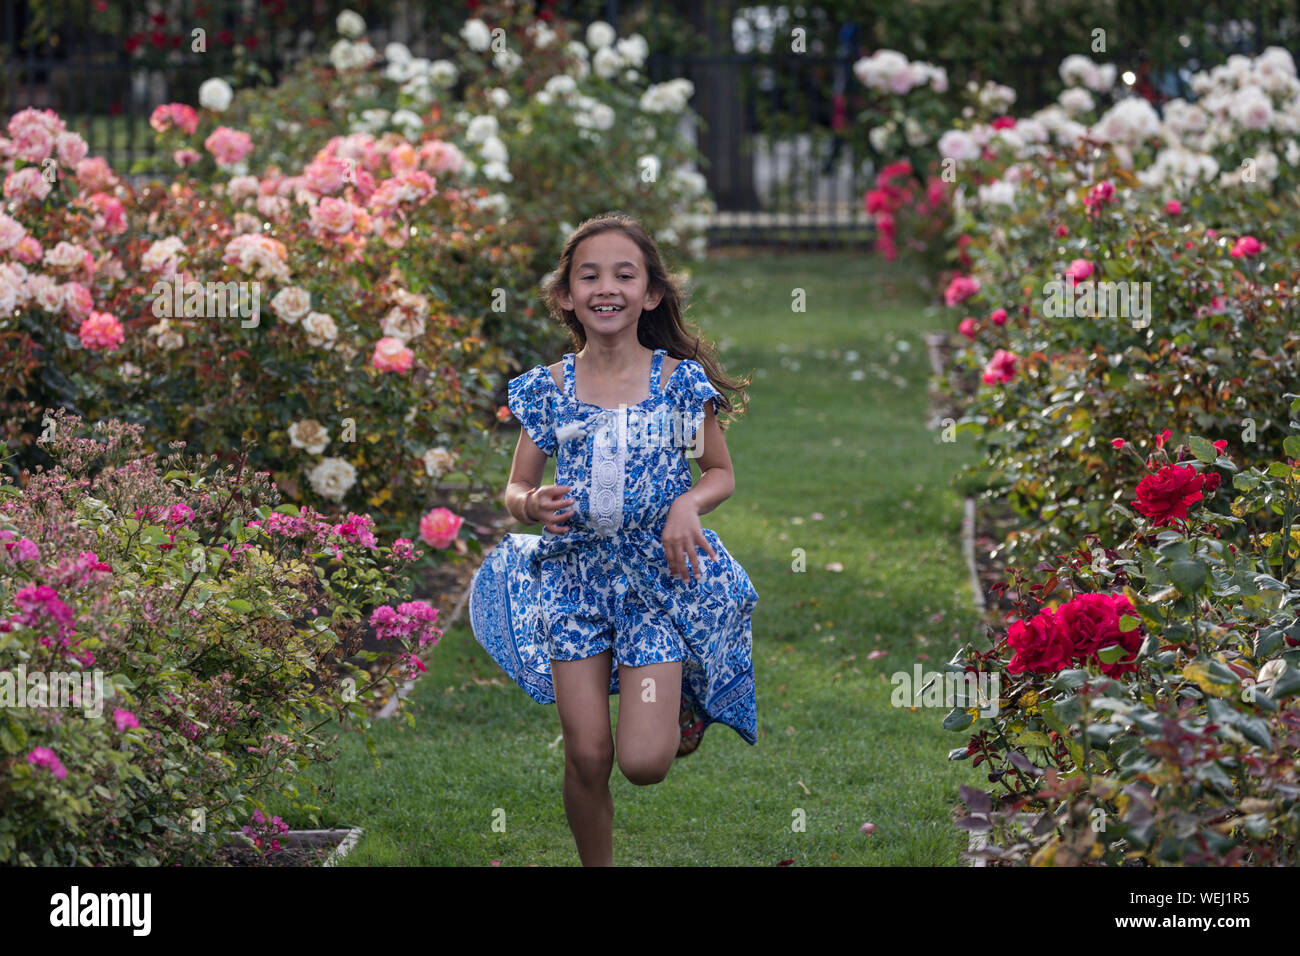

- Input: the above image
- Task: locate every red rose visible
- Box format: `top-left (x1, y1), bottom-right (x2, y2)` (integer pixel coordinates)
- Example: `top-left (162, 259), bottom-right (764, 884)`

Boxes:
top-left (1056, 592), bottom-right (1143, 676)
top-left (1204, 472), bottom-right (1222, 493)
top-left (1006, 607), bottom-right (1074, 675)
top-left (1133, 464), bottom-right (1205, 527)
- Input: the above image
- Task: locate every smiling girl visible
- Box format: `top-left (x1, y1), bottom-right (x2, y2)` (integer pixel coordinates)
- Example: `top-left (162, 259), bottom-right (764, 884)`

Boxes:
top-left (469, 213), bottom-right (759, 866)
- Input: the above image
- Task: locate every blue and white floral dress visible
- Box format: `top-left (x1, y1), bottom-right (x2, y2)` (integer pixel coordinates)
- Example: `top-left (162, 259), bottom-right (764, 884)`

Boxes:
top-left (469, 348), bottom-right (759, 745)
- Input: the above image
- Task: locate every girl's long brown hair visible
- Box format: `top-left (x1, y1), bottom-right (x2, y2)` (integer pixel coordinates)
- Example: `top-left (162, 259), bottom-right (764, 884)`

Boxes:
top-left (541, 212), bottom-right (751, 430)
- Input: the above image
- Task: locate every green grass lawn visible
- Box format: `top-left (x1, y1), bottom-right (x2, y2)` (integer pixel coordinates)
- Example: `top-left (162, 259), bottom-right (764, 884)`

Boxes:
top-left (260, 250), bottom-right (991, 866)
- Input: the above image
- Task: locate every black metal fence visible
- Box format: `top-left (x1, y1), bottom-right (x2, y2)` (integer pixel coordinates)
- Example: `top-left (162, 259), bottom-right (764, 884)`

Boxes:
top-left (3, 1), bottom-right (1299, 249)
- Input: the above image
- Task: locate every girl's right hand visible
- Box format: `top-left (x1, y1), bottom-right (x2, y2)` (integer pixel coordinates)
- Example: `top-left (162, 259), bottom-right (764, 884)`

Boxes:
top-left (530, 484), bottom-right (576, 533)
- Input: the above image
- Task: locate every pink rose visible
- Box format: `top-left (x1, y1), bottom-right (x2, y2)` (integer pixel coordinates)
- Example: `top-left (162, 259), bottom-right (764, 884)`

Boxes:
top-left (1166, 199), bottom-right (1182, 215)
top-left (388, 143), bottom-right (418, 175)
top-left (0, 211), bottom-right (26, 252)
top-left (75, 157), bottom-right (118, 192)
top-left (944, 274), bottom-right (980, 306)
top-left (981, 348), bottom-right (1018, 385)
top-left (173, 148), bottom-right (202, 167)
top-left (62, 282), bottom-right (94, 320)
top-left (419, 507), bottom-right (464, 549)
top-left (372, 336), bottom-right (414, 373)
top-left (88, 193), bottom-right (126, 234)
top-left (12, 124), bottom-right (54, 163)
top-left (3, 167), bottom-right (53, 203)
top-left (311, 196), bottom-right (357, 234)
top-left (989, 307), bottom-right (1008, 326)
top-left (203, 126), bottom-right (253, 166)
top-left (303, 155), bottom-right (351, 195)
top-left (1086, 180), bottom-right (1115, 206)
top-left (55, 132), bottom-right (88, 167)
top-left (149, 103), bottom-right (199, 136)
top-left (26, 746), bottom-right (67, 780)
top-left (958, 317), bottom-right (979, 340)
top-left (113, 708), bottom-right (140, 732)
top-left (79, 311), bottom-right (125, 351)
top-left (420, 140), bottom-right (465, 174)
top-left (1229, 235), bottom-right (1262, 258)
top-left (1064, 258), bottom-right (1094, 282)
top-left (13, 236), bottom-right (42, 264)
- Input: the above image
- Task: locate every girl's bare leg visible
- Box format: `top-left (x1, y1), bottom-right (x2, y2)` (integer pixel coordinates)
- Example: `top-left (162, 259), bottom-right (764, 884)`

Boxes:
top-left (615, 660), bottom-right (683, 785)
top-left (552, 649), bottom-right (615, 866)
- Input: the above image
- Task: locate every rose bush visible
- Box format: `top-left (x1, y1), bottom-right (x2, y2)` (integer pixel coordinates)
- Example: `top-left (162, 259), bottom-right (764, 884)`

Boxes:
top-left (1, 99), bottom-right (536, 546)
top-left (948, 422), bottom-right (1300, 865)
top-left (161, 0), bottom-right (713, 294)
top-left (0, 409), bottom-right (439, 865)
top-left (930, 46), bottom-right (1300, 568)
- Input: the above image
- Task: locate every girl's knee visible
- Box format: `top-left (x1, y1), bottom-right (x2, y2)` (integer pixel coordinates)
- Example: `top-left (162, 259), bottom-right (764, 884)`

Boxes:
top-left (565, 742), bottom-right (614, 787)
top-left (617, 749), bottom-right (673, 786)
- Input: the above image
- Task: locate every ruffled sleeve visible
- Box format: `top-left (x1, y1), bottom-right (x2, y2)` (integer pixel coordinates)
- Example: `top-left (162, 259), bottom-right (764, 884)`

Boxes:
top-left (507, 365), bottom-right (557, 456)
top-left (672, 359), bottom-right (725, 450)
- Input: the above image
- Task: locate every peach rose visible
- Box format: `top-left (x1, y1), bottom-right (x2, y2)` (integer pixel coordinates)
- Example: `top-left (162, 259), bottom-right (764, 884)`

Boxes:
top-left (372, 336), bottom-right (414, 373)
top-left (419, 507), bottom-right (464, 548)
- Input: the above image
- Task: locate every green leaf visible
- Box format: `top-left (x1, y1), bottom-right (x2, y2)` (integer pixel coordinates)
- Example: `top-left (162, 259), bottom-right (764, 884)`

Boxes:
top-left (1118, 615), bottom-right (1142, 632)
top-left (1267, 665), bottom-right (1300, 700)
top-left (1237, 716), bottom-right (1273, 749)
top-left (1097, 644), bottom-right (1131, 664)
top-left (226, 599), bottom-right (254, 614)
top-left (1012, 731), bottom-right (1052, 747)
top-left (1189, 436), bottom-right (1218, 463)
top-left (1284, 435), bottom-right (1300, 459)
top-left (1168, 559), bottom-right (1208, 595)
top-left (942, 706), bottom-right (975, 731)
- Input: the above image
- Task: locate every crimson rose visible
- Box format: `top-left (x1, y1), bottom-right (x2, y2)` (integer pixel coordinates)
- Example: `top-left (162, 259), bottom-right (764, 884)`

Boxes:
top-left (1133, 464), bottom-right (1205, 527)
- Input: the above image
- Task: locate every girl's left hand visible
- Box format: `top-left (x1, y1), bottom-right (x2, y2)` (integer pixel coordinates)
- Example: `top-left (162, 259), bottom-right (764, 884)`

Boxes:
top-left (662, 497), bottom-right (718, 584)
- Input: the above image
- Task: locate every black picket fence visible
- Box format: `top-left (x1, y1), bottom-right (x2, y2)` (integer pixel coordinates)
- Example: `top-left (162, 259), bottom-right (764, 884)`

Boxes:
top-left (2, 0), bottom-right (1298, 248)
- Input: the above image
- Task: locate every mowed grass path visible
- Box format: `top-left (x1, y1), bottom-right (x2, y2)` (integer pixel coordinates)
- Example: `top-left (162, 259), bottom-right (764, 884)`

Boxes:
top-left (266, 251), bottom-right (989, 866)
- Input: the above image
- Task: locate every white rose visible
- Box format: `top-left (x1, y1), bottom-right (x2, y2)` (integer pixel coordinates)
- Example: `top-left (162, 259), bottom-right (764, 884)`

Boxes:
top-left (270, 286), bottom-right (311, 323)
top-left (308, 457), bottom-right (357, 502)
top-left (385, 42), bottom-right (411, 65)
top-left (1059, 87), bottom-right (1094, 115)
top-left (423, 447), bottom-right (457, 479)
top-left (302, 311), bottom-right (338, 346)
top-left (465, 114), bottom-right (499, 143)
top-left (937, 129), bottom-right (979, 162)
top-left (487, 87), bottom-right (510, 110)
top-left (198, 77), bottom-right (234, 112)
top-left (593, 47), bottom-right (623, 79)
top-left (392, 109), bottom-right (423, 133)
top-left (545, 74), bottom-right (576, 98)
top-left (336, 9), bottom-right (365, 39)
top-left (493, 48), bottom-right (522, 74)
top-left (460, 18), bottom-right (491, 51)
top-left (429, 60), bottom-right (458, 88)
top-left (616, 34), bottom-right (648, 68)
top-left (289, 419), bottom-right (330, 455)
top-left (478, 135), bottom-right (508, 163)
top-left (480, 160), bottom-right (512, 182)
top-left (586, 20), bottom-right (616, 50)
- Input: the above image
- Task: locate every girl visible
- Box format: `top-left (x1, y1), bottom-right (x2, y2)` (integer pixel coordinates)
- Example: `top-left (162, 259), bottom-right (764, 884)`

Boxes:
top-left (468, 213), bottom-right (759, 866)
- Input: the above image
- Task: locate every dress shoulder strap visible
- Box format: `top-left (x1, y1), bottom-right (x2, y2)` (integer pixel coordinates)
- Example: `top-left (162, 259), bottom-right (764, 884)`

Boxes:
top-left (561, 353), bottom-right (576, 399)
top-left (649, 348), bottom-right (666, 393)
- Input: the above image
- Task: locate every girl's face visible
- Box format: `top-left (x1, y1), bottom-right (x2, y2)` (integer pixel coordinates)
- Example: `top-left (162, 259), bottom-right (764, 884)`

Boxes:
top-left (558, 231), bottom-right (662, 339)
